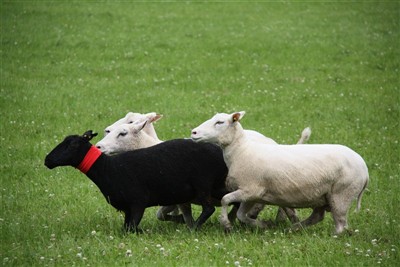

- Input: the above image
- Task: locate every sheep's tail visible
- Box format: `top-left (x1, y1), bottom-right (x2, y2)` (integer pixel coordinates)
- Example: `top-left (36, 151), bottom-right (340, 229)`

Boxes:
top-left (356, 176), bottom-right (369, 212)
top-left (296, 127), bottom-right (312, 144)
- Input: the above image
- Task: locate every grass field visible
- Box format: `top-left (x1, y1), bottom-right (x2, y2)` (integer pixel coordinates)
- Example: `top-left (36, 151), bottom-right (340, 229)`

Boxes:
top-left (1, 1), bottom-right (399, 266)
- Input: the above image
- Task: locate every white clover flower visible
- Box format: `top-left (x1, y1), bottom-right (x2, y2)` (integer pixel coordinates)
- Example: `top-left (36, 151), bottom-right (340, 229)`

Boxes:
top-left (126, 249), bottom-right (132, 257)
top-left (91, 230), bottom-right (96, 235)
top-left (76, 253), bottom-right (82, 258)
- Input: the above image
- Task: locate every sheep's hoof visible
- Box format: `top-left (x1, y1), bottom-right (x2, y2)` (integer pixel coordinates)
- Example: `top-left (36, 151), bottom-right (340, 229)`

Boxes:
top-left (335, 228), bottom-right (352, 236)
top-left (260, 219), bottom-right (275, 228)
top-left (135, 228), bottom-right (144, 235)
top-left (289, 223), bottom-right (304, 233)
top-left (224, 226), bottom-right (233, 234)
top-left (187, 223), bottom-right (200, 232)
top-left (346, 229), bottom-right (353, 236)
top-left (123, 226), bottom-right (143, 235)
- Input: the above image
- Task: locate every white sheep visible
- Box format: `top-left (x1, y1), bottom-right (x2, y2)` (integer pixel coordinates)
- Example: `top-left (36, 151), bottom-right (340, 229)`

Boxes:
top-left (191, 111), bottom-right (369, 234)
top-left (104, 112), bottom-right (162, 141)
top-left (97, 115), bottom-right (162, 155)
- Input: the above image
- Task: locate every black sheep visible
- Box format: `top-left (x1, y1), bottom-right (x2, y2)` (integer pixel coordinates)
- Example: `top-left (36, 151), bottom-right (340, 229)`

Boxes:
top-left (44, 130), bottom-right (228, 233)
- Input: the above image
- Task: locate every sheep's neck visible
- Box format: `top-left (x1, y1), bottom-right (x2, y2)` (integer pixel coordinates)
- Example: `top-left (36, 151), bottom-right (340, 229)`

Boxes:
top-left (139, 132), bottom-right (162, 148)
top-left (77, 146), bottom-right (102, 174)
top-left (222, 129), bottom-right (247, 167)
top-left (145, 124), bottom-right (161, 141)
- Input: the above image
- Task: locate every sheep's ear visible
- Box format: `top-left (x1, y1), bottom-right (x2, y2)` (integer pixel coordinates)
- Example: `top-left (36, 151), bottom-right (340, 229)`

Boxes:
top-left (124, 112), bottom-right (135, 119)
top-left (144, 112), bottom-right (163, 123)
top-left (152, 113), bottom-right (163, 123)
top-left (130, 120), bottom-right (147, 133)
top-left (82, 130), bottom-right (98, 141)
top-left (232, 111), bottom-right (245, 123)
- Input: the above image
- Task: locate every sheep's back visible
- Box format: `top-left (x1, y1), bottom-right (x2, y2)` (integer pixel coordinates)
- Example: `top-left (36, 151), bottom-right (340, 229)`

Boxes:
top-left (106, 139), bottom-right (228, 206)
top-left (226, 143), bottom-right (367, 207)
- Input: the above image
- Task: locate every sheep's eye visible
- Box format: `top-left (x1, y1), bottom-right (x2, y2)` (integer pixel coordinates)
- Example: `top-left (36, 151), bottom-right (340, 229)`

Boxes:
top-left (118, 132), bottom-right (127, 137)
top-left (128, 121), bottom-right (134, 124)
top-left (215, 121), bottom-right (224, 125)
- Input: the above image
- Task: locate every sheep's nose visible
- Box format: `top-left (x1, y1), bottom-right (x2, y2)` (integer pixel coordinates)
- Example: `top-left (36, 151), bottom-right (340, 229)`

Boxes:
top-left (191, 130), bottom-right (197, 135)
top-left (96, 144), bottom-right (102, 150)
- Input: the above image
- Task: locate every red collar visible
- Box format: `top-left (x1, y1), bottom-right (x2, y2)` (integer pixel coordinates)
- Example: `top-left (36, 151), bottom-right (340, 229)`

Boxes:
top-left (77, 146), bottom-right (102, 174)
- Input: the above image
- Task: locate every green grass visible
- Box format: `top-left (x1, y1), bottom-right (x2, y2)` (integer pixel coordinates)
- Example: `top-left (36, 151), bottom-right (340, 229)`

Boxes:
top-left (1, 1), bottom-right (399, 266)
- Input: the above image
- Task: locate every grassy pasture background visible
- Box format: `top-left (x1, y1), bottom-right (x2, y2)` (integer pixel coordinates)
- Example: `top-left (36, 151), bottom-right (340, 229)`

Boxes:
top-left (1, 1), bottom-right (399, 266)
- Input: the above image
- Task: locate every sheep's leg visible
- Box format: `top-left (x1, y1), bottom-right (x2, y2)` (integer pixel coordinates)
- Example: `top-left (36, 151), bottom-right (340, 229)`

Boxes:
top-left (275, 207), bottom-right (299, 224)
top-left (156, 206), bottom-right (185, 224)
top-left (246, 203), bottom-right (265, 219)
top-left (332, 210), bottom-right (348, 235)
top-left (193, 204), bottom-right (215, 230)
top-left (330, 195), bottom-right (352, 234)
top-left (291, 206), bottom-right (326, 232)
top-left (169, 206), bottom-right (180, 216)
top-left (220, 189), bottom-right (248, 232)
top-left (124, 206), bottom-right (145, 234)
top-left (246, 205), bottom-right (299, 226)
top-left (281, 207), bottom-right (300, 224)
top-left (178, 203), bottom-right (195, 228)
top-left (169, 206), bottom-right (179, 216)
top-left (227, 202), bottom-right (240, 222)
top-left (237, 202), bottom-right (274, 229)
top-left (275, 207), bottom-right (287, 223)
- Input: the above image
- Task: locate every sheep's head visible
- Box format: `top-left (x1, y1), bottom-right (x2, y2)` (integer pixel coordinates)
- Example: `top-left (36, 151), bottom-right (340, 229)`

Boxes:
top-left (96, 118), bottom-right (156, 155)
top-left (191, 111), bottom-right (245, 146)
top-left (83, 130), bottom-right (98, 141)
top-left (104, 112), bottom-right (162, 139)
top-left (45, 130), bottom-right (98, 169)
top-left (104, 112), bottom-right (143, 136)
